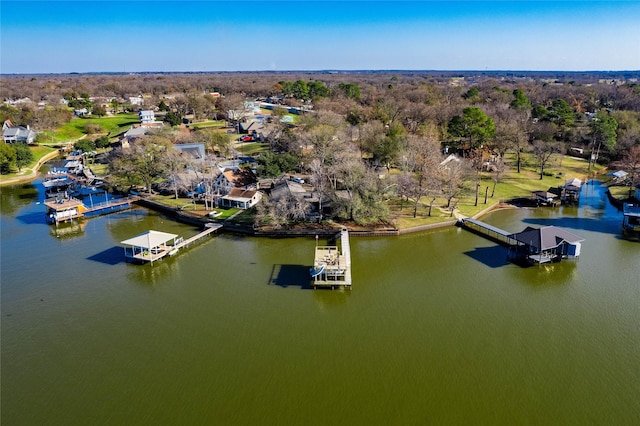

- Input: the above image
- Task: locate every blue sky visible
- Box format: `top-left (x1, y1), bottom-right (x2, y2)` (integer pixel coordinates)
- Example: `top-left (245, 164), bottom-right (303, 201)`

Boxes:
top-left (2, 1), bottom-right (639, 73)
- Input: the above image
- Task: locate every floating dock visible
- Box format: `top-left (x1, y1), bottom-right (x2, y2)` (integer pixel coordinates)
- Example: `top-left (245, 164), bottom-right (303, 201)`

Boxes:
top-left (121, 223), bottom-right (223, 264)
top-left (311, 229), bottom-right (352, 289)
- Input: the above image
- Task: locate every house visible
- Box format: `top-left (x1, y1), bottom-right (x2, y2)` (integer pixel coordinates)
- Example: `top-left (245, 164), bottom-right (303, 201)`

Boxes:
top-left (139, 110), bottom-right (155, 124)
top-left (2, 124), bottom-right (36, 144)
top-left (119, 126), bottom-right (150, 148)
top-left (74, 108), bottom-right (89, 117)
top-left (128, 95), bottom-right (144, 106)
top-left (214, 168), bottom-right (258, 195)
top-left (509, 226), bottom-right (584, 264)
top-left (220, 188), bottom-right (262, 209)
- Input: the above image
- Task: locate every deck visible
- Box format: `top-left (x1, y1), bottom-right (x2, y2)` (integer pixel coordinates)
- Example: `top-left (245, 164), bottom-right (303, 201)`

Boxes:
top-left (312, 229), bottom-right (352, 289)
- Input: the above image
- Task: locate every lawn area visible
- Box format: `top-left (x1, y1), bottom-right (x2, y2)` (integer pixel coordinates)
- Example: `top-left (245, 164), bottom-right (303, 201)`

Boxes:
top-left (41, 114), bottom-right (140, 143)
top-left (235, 142), bottom-right (269, 156)
top-left (390, 152), bottom-right (605, 229)
top-left (149, 194), bottom-right (240, 219)
top-left (189, 120), bottom-right (227, 129)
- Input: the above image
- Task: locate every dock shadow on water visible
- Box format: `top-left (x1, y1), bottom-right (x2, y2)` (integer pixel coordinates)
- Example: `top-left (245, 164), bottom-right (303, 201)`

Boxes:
top-left (463, 245), bottom-right (510, 268)
top-left (87, 246), bottom-right (126, 265)
top-left (269, 264), bottom-right (313, 290)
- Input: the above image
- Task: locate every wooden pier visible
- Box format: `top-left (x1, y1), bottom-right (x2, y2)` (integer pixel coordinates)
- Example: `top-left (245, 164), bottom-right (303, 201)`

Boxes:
top-left (121, 223), bottom-right (223, 264)
top-left (311, 228), bottom-right (352, 290)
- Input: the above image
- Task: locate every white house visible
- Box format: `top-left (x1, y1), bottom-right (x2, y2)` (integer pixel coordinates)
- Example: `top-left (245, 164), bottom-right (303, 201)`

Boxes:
top-left (2, 125), bottom-right (36, 144)
top-left (220, 188), bottom-right (262, 209)
top-left (214, 168), bottom-right (258, 195)
top-left (139, 110), bottom-right (155, 124)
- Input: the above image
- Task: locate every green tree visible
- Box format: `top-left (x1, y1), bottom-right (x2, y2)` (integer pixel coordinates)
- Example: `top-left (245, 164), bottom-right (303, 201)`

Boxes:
top-left (108, 136), bottom-right (171, 193)
top-left (164, 111), bottom-right (182, 127)
top-left (158, 100), bottom-right (169, 111)
top-left (74, 139), bottom-right (96, 153)
top-left (13, 143), bottom-right (33, 172)
top-left (308, 81), bottom-right (330, 99)
top-left (448, 107), bottom-right (496, 149)
top-left (0, 142), bottom-right (17, 174)
top-left (337, 83), bottom-right (361, 100)
top-left (510, 89), bottom-right (531, 110)
top-left (292, 80), bottom-right (309, 100)
top-left (95, 136), bottom-right (111, 149)
top-left (548, 99), bottom-right (575, 127)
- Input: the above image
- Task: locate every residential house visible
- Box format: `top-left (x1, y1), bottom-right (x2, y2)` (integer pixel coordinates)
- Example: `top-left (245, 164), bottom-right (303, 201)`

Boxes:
top-left (128, 95), bottom-right (144, 106)
top-left (139, 110), bottom-right (155, 124)
top-left (220, 188), bottom-right (262, 209)
top-left (2, 124), bottom-right (36, 144)
top-left (622, 203), bottom-right (640, 240)
top-left (214, 168), bottom-right (258, 196)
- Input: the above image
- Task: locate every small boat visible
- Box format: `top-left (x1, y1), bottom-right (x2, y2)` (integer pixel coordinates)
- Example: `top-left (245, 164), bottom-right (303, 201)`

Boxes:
top-left (168, 248), bottom-right (179, 256)
top-left (309, 263), bottom-right (326, 277)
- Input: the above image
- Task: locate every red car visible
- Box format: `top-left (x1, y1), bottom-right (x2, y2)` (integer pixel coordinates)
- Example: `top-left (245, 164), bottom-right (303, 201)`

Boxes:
top-left (239, 135), bottom-right (253, 142)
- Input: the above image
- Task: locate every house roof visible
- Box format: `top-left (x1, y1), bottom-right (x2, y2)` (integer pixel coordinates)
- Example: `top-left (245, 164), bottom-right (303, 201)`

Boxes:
top-left (270, 179), bottom-right (306, 200)
top-left (224, 188), bottom-right (258, 201)
top-left (221, 168), bottom-right (257, 187)
top-left (121, 230), bottom-right (178, 249)
top-left (510, 226), bottom-right (584, 251)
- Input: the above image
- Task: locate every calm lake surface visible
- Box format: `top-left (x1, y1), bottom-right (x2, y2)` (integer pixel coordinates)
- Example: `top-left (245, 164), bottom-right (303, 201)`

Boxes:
top-left (2, 180), bottom-right (639, 425)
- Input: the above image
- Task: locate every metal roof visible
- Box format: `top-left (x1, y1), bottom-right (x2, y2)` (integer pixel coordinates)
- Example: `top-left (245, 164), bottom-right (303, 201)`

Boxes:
top-left (121, 230), bottom-right (178, 249)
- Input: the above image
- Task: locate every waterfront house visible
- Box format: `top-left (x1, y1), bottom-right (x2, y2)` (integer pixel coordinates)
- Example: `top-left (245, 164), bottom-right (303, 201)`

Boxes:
top-left (220, 188), bottom-right (262, 209)
top-left (214, 168), bottom-right (257, 195)
top-left (509, 226), bottom-right (584, 264)
top-left (622, 203), bottom-right (640, 240)
top-left (2, 124), bottom-right (36, 144)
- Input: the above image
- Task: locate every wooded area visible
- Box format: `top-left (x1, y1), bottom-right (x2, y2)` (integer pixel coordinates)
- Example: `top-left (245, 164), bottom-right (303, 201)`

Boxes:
top-left (2, 71), bottom-right (639, 227)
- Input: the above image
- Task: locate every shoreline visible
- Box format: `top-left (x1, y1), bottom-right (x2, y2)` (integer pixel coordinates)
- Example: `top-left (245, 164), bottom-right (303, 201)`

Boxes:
top-left (0, 149), bottom-right (61, 187)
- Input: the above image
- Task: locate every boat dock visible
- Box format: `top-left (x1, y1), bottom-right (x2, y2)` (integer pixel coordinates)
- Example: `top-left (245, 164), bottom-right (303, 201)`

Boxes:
top-left (121, 223), bottom-right (223, 264)
top-left (45, 195), bottom-right (140, 225)
top-left (459, 217), bottom-right (584, 265)
top-left (311, 228), bottom-right (352, 290)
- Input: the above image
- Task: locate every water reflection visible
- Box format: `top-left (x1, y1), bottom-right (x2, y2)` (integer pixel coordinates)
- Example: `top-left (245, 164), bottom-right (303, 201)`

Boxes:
top-left (509, 260), bottom-right (578, 287)
top-left (0, 182), bottom-right (40, 215)
top-left (49, 221), bottom-right (86, 239)
top-left (126, 258), bottom-right (180, 287)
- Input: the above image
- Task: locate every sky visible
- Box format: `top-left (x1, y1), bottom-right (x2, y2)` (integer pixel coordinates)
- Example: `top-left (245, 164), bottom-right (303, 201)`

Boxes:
top-left (1, 1), bottom-right (639, 74)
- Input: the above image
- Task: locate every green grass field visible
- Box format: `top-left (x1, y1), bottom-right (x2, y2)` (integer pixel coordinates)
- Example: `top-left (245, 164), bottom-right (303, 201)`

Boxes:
top-left (41, 114), bottom-right (140, 143)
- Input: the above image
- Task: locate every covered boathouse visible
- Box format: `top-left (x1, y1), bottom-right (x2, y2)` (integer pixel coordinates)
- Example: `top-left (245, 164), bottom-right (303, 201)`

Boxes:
top-left (509, 226), bottom-right (584, 264)
top-left (121, 230), bottom-right (179, 263)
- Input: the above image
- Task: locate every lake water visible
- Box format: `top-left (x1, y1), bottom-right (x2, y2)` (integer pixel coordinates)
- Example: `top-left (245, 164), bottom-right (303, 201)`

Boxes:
top-left (1, 180), bottom-right (639, 425)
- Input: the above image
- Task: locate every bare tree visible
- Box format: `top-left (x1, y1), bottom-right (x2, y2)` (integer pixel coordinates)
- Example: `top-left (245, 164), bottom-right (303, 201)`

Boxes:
top-left (531, 140), bottom-right (562, 180)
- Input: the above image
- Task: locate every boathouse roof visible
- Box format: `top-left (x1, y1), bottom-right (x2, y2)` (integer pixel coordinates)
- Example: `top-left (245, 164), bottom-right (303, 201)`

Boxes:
top-left (509, 226), bottom-right (584, 251)
top-left (121, 230), bottom-right (178, 249)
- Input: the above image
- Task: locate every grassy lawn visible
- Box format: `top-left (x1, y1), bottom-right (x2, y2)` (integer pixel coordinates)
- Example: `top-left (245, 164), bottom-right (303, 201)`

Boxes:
top-left (149, 194), bottom-right (240, 218)
top-left (189, 120), bottom-right (226, 129)
top-left (235, 142), bottom-right (269, 156)
top-left (41, 114), bottom-right (140, 143)
top-left (390, 152), bottom-right (605, 229)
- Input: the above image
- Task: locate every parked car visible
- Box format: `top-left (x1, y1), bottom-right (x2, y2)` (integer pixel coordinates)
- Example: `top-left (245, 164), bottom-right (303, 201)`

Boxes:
top-left (238, 135), bottom-right (253, 142)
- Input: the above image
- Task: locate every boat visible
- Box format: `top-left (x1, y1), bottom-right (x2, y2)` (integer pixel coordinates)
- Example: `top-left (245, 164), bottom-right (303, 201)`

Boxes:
top-left (309, 263), bottom-right (326, 277)
top-left (168, 248), bottom-right (179, 256)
